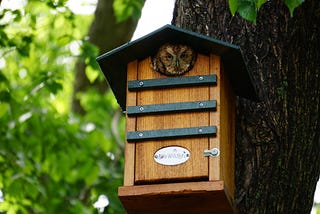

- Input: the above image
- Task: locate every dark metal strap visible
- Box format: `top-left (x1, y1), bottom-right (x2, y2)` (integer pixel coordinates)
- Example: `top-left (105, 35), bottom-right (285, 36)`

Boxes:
top-left (126, 126), bottom-right (216, 142)
top-left (127, 100), bottom-right (217, 116)
top-left (128, 75), bottom-right (217, 91)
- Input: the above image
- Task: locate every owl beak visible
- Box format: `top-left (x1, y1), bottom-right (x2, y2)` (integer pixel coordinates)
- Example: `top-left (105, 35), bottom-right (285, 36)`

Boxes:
top-left (176, 60), bottom-right (179, 67)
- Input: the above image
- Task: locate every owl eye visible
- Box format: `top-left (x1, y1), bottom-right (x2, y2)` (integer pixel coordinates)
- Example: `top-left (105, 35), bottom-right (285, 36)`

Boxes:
top-left (180, 52), bottom-right (188, 59)
top-left (165, 54), bottom-right (173, 60)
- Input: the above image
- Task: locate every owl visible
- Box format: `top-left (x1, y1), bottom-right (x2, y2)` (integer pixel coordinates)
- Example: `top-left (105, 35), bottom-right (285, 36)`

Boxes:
top-left (151, 43), bottom-right (197, 76)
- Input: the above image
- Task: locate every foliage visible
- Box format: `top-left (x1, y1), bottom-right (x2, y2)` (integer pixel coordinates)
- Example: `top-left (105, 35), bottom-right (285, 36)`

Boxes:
top-left (228, 0), bottom-right (305, 22)
top-left (315, 204), bottom-right (320, 214)
top-left (113, 0), bottom-right (145, 22)
top-left (0, 0), bottom-right (125, 213)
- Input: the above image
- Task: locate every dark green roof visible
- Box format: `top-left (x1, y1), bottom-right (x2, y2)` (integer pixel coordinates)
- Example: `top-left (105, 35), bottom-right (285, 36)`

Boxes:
top-left (97, 24), bottom-right (258, 110)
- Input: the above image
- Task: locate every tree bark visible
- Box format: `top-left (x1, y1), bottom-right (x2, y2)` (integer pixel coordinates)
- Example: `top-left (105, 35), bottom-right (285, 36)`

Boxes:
top-left (172, 0), bottom-right (320, 213)
top-left (72, 0), bottom-right (142, 113)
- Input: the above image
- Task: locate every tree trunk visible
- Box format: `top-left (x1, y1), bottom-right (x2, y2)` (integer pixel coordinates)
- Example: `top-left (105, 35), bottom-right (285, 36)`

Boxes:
top-left (172, 0), bottom-right (320, 213)
top-left (72, 0), bottom-right (142, 113)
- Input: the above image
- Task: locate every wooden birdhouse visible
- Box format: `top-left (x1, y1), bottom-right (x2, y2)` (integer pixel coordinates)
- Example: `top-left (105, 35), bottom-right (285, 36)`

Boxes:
top-left (97, 25), bottom-right (257, 213)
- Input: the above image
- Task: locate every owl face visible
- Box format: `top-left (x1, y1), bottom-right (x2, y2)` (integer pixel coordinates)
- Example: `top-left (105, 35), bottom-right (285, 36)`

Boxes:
top-left (151, 43), bottom-right (197, 76)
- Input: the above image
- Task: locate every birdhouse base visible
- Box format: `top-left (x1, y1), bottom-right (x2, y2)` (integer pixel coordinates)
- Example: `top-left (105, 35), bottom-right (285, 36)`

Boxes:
top-left (118, 181), bottom-right (235, 214)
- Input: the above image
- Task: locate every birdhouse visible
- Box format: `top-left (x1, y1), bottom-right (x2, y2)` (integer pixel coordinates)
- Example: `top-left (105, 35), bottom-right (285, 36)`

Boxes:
top-left (97, 25), bottom-right (257, 213)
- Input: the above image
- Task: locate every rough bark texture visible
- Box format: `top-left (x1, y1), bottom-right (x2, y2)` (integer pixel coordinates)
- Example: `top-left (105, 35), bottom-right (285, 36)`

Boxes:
top-left (72, 0), bottom-right (141, 113)
top-left (172, 0), bottom-right (320, 213)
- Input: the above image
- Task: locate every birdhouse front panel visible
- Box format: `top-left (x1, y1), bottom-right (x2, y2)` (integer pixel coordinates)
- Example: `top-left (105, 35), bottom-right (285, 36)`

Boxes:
top-left (125, 53), bottom-right (222, 184)
top-left (97, 25), bottom-right (258, 213)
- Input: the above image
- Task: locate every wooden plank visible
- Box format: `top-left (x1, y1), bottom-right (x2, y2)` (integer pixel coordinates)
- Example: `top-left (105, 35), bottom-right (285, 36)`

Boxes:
top-left (123, 60), bottom-right (138, 186)
top-left (209, 54), bottom-right (221, 181)
top-left (118, 181), bottom-right (235, 214)
top-left (219, 58), bottom-right (236, 200)
top-left (134, 54), bottom-right (210, 183)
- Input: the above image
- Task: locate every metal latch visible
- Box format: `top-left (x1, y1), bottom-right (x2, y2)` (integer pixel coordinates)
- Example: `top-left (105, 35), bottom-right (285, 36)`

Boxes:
top-left (204, 148), bottom-right (220, 157)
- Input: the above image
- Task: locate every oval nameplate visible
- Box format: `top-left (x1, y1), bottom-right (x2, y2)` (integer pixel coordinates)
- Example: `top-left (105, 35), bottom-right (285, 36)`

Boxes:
top-left (154, 146), bottom-right (190, 166)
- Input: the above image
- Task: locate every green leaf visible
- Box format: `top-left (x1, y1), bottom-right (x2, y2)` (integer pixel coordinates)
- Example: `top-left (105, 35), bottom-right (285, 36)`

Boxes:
top-left (0, 31), bottom-right (9, 47)
top-left (238, 0), bottom-right (257, 22)
top-left (12, 10), bottom-right (22, 22)
top-left (46, 80), bottom-right (63, 94)
top-left (113, 0), bottom-right (145, 22)
top-left (285, 0), bottom-right (304, 16)
top-left (0, 72), bottom-right (9, 84)
top-left (81, 41), bottom-right (99, 59)
top-left (0, 103), bottom-right (9, 118)
top-left (0, 90), bottom-right (11, 102)
top-left (85, 65), bottom-right (99, 83)
top-left (46, 0), bottom-right (68, 9)
top-left (257, 0), bottom-right (267, 10)
top-left (57, 34), bottom-right (72, 46)
top-left (84, 161), bottom-right (100, 185)
top-left (229, 0), bottom-right (238, 16)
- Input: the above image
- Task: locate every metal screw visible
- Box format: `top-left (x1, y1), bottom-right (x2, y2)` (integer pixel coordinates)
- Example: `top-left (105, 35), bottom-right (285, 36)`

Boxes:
top-left (199, 102), bottom-right (204, 107)
top-left (139, 106), bottom-right (144, 111)
top-left (138, 132), bottom-right (143, 137)
top-left (211, 148), bottom-right (219, 156)
top-left (139, 81), bottom-right (144, 86)
top-left (199, 76), bottom-right (204, 81)
top-left (198, 128), bottom-right (203, 133)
